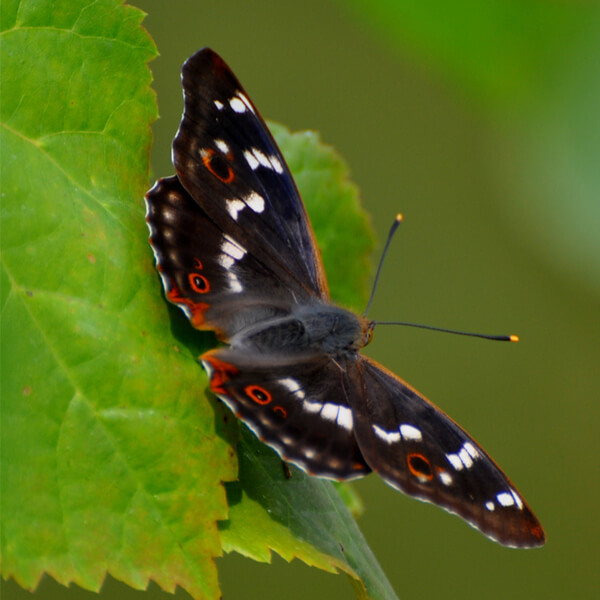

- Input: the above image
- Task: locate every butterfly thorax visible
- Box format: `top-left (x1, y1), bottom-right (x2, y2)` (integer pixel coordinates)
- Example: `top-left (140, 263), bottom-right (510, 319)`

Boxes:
top-left (229, 302), bottom-right (371, 357)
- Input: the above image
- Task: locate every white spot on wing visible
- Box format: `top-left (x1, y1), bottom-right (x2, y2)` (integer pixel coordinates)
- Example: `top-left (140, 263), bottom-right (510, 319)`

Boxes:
top-left (447, 442), bottom-right (480, 471)
top-left (496, 491), bottom-right (515, 507)
top-left (217, 254), bottom-right (234, 269)
top-left (221, 235), bottom-right (247, 260)
top-left (229, 93), bottom-right (254, 114)
top-left (226, 198), bottom-right (246, 220)
top-left (217, 236), bottom-right (246, 293)
top-left (278, 378), bottom-right (305, 400)
top-left (336, 406), bottom-right (353, 431)
top-left (485, 501), bottom-right (495, 511)
top-left (214, 100), bottom-right (224, 110)
top-left (321, 403), bottom-right (339, 422)
top-left (511, 489), bottom-right (524, 510)
top-left (463, 442), bottom-right (480, 459)
top-left (225, 193), bottom-right (264, 219)
top-left (458, 447), bottom-right (474, 469)
top-left (215, 139), bottom-right (230, 154)
top-left (238, 92), bottom-right (254, 113)
top-left (373, 424), bottom-right (401, 444)
top-left (246, 191), bottom-right (265, 213)
top-left (253, 148), bottom-right (271, 168)
top-left (270, 156), bottom-right (283, 173)
top-left (304, 400), bottom-right (323, 413)
top-left (226, 272), bottom-right (243, 293)
top-left (400, 424), bottom-right (422, 441)
top-left (243, 149), bottom-right (259, 170)
top-left (243, 147), bottom-right (284, 174)
top-left (438, 471), bottom-right (453, 486)
top-left (229, 96), bottom-right (247, 113)
top-left (160, 207), bottom-right (176, 223)
top-left (446, 453), bottom-right (464, 471)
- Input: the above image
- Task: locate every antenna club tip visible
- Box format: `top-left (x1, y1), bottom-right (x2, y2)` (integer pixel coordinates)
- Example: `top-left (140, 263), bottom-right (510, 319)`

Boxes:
top-left (509, 335), bottom-right (519, 343)
top-left (396, 213), bottom-right (404, 222)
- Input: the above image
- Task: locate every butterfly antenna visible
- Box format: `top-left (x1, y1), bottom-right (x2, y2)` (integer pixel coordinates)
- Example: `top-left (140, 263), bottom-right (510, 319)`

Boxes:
top-left (373, 321), bottom-right (519, 342)
top-left (364, 214), bottom-right (517, 342)
top-left (364, 214), bottom-right (403, 317)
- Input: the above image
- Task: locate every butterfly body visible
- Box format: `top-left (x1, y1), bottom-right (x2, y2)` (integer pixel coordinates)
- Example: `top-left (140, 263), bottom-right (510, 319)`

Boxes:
top-left (145, 48), bottom-right (545, 548)
top-left (228, 302), bottom-right (371, 355)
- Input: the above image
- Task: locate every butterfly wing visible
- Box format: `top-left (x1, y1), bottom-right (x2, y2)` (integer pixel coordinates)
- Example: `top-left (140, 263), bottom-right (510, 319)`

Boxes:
top-left (172, 47), bottom-right (328, 300)
top-left (146, 176), bottom-right (307, 338)
top-left (347, 356), bottom-right (545, 547)
top-left (201, 348), bottom-right (370, 480)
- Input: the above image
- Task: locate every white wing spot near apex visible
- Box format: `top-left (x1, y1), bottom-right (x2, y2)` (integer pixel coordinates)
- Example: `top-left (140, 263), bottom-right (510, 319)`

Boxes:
top-left (496, 492), bottom-right (515, 507)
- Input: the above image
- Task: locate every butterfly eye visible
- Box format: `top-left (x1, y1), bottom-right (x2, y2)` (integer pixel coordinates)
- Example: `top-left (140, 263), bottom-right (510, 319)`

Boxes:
top-left (407, 452), bottom-right (434, 481)
top-left (188, 273), bottom-right (210, 293)
top-left (244, 385), bottom-right (272, 405)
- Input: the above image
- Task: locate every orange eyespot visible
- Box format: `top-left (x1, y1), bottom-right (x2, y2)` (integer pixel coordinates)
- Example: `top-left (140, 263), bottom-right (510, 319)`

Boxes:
top-left (188, 273), bottom-right (210, 293)
top-left (273, 405), bottom-right (287, 418)
top-left (202, 148), bottom-right (234, 183)
top-left (245, 385), bottom-right (272, 405)
top-left (407, 452), bottom-right (434, 481)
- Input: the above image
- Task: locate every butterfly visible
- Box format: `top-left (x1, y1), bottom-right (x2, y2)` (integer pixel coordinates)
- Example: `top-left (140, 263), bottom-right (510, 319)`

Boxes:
top-left (145, 48), bottom-right (545, 548)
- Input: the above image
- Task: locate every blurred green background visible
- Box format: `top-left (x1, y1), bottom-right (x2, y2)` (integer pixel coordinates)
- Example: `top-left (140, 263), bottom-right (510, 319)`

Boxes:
top-left (5, 0), bottom-right (598, 598)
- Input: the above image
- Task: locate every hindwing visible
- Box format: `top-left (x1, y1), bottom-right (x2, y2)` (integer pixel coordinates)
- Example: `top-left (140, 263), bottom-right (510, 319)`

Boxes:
top-left (201, 348), bottom-right (370, 480)
top-left (146, 176), bottom-right (301, 338)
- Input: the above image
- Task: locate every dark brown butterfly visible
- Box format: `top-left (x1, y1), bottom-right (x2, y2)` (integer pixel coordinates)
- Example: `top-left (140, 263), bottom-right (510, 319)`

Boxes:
top-left (145, 48), bottom-right (545, 548)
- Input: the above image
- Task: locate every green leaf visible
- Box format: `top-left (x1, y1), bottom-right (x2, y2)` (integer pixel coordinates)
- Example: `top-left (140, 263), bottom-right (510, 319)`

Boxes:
top-left (220, 429), bottom-right (396, 600)
top-left (1, 2), bottom-right (389, 598)
top-left (1, 1), bottom-right (235, 598)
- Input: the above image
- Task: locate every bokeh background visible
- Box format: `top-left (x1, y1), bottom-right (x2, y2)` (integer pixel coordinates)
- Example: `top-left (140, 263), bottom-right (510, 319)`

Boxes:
top-left (6, 1), bottom-right (599, 598)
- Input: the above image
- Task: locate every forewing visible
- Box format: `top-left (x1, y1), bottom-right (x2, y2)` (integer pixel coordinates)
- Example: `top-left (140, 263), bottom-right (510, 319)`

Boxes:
top-left (145, 176), bottom-right (300, 338)
top-left (172, 48), bottom-right (328, 299)
top-left (348, 356), bottom-right (545, 548)
top-left (201, 348), bottom-right (370, 480)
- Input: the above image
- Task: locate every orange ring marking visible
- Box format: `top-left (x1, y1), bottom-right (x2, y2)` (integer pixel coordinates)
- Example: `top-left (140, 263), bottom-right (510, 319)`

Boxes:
top-left (188, 272), bottom-right (210, 293)
top-left (202, 148), bottom-right (234, 183)
top-left (407, 452), bottom-right (434, 481)
top-left (273, 405), bottom-right (287, 418)
top-left (245, 385), bottom-right (272, 405)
